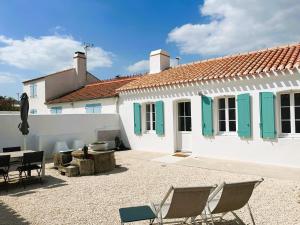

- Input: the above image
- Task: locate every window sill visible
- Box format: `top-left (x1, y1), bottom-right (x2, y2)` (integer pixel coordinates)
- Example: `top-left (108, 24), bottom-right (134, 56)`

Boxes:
top-left (144, 131), bottom-right (156, 134)
top-left (217, 132), bottom-right (237, 136)
top-left (278, 134), bottom-right (300, 138)
top-left (178, 131), bottom-right (192, 134)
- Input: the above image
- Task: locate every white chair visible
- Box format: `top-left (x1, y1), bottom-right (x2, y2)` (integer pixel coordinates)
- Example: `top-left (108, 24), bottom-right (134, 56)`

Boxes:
top-left (53, 141), bottom-right (71, 153)
top-left (72, 139), bottom-right (85, 149)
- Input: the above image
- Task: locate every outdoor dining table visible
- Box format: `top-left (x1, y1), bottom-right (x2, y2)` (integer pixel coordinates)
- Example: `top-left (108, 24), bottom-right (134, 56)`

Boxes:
top-left (0, 150), bottom-right (45, 176)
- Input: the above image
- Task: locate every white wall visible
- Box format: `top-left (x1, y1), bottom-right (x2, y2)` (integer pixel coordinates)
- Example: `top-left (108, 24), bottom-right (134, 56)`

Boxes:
top-left (47, 97), bottom-right (117, 114)
top-left (119, 69), bottom-right (300, 168)
top-left (0, 114), bottom-right (120, 158)
top-left (23, 79), bottom-right (48, 114)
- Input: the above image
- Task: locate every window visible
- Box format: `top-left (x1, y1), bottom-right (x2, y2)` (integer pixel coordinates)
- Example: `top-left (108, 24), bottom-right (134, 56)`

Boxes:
top-left (50, 106), bottom-right (62, 114)
top-left (30, 84), bottom-right (37, 98)
top-left (85, 103), bottom-right (101, 114)
top-left (280, 93), bottom-right (300, 134)
top-left (30, 109), bottom-right (37, 114)
top-left (145, 103), bottom-right (155, 131)
top-left (178, 102), bottom-right (192, 131)
top-left (218, 97), bottom-right (236, 133)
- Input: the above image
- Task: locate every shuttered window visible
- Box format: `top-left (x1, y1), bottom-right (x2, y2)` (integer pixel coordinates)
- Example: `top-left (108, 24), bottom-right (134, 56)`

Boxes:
top-left (50, 106), bottom-right (62, 114)
top-left (218, 97), bottom-right (236, 133)
top-left (155, 101), bottom-right (164, 135)
top-left (260, 92), bottom-right (276, 138)
top-left (202, 96), bottom-right (213, 136)
top-left (85, 103), bottom-right (101, 114)
top-left (178, 102), bottom-right (192, 132)
top-left (133, 103), bottom-right (141, 135)
top-left (237, 93), bottom-right (251, 138)
top-left (145, 103), bottom-right (155, 131)
top-left (280, 93), bottom-right (300, 134)
top-left (30, 84), bottom-right (37, 98)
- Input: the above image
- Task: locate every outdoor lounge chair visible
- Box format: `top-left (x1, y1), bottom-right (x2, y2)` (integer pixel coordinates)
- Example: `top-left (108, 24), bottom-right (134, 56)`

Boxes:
top-left (150, 185), bottom-right (216, 225)
top-left (0, 155), bottom-right (10, 191)
top-left (17, 151), bottom-right (44, 188)
top-left (204, 178), bottom-right (264, 225)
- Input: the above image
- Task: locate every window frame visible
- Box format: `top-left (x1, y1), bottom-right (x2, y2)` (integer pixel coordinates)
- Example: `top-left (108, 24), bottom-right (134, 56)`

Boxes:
top-left (177, 101), bottom-right (192, 132)
top-left (30, 109), bottom-right (37, 114)
top-left (145, 102), bottom-right (156, 132)
top-left (217, 96), bottom-right (237, 135)
top-left (278, 92), bottom-right (300, 137)
top-left (85, 103), bottom-right (102, 114)
top-left (50, 106), bottom-right (62, 114)
top-left (30, 83), bottom-right (37, 98)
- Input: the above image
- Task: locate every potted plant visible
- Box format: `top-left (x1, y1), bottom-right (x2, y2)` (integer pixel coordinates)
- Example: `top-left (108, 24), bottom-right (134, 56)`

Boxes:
top-left (89, 141), bottom-right (108, 151)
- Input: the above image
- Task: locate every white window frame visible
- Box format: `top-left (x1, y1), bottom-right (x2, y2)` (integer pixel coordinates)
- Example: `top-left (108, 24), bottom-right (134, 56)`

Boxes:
top-left (217, 96), bottom-right (237, 135)
top-left (178, 101), bottom-right (192, 132)
top-left (278, 92), bottom-right (300, 137)
top-left (30, 83), bottom-right (37, 98)
top-left (51, 106), bottom-right (62, 114)
top-left (145, 103), bottom-right (156, 132)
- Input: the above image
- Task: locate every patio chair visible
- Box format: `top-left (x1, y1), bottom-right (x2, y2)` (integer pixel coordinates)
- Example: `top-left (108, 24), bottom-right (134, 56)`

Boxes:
top-left (150, 185), bottom-right (216, 225)
top-left (204, 178), bottom-right (264, 225)
top-left (3, 146), bottom-right (22, 166)
top-left (17, 151), bottom-right (44, 188)
top-left (0, 155), bottom-right (10, 191)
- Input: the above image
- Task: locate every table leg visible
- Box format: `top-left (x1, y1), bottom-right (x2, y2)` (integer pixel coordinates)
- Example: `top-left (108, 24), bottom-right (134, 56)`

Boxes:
top-left (42, 154), bottom-right (45, 177)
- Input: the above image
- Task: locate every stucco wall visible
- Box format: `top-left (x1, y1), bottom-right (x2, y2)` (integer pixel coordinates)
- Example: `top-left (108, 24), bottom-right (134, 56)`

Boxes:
top-left (23, 79), bottom-right (48, 114)
top-left (119, 69), bottom-right (300, 168)
top-left (0, 114), bottom-right (120, 158)
top-left (47, 97), bottom-right (117, 114)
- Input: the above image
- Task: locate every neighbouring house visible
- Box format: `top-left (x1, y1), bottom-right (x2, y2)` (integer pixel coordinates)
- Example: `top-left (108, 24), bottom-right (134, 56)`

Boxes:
top-left (46, 76), bottom-right (137, 114)
top-left (23, 52), bottom-right (99, 114)
top-left (117, 44), bottom-right (300, 168)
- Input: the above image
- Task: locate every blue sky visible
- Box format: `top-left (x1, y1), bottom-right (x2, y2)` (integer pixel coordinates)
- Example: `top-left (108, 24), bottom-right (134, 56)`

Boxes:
top-left (0, 0), bottom-right (299, 98)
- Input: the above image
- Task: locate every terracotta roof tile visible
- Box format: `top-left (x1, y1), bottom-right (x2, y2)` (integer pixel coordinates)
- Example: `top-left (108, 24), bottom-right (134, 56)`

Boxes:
top-left (47, 77), bottom-right (137, 104)
top-left (118, 43), bottom-right (300, 91)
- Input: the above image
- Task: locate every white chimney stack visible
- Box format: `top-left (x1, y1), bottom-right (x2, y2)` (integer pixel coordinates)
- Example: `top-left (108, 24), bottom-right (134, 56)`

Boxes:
top-left (149, 49), bottom-right (170, 74)
top-left (73, 51), bottom-right (87, 87)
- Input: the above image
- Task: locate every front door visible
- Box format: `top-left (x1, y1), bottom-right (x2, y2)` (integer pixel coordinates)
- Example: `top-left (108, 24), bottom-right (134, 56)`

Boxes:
top-left (176, 101), bottom-right (192, 152)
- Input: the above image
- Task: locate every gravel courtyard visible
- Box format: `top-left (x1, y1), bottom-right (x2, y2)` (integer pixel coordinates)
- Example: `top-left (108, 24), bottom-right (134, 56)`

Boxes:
top-left (0, 150), bottom-right (300, 225)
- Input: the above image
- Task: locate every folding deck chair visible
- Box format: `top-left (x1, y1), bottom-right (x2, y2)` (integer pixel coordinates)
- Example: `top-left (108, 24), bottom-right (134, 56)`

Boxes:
top-left (204, 178), bottom-right (264, 225)
top-left (150, 185), bottom-right (216, 225)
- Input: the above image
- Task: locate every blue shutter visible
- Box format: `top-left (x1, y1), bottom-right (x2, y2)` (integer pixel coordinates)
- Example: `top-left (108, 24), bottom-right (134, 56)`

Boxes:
top-left (260, 92), bottom-right (276, 139)
top-left (155, 101), bottom-right (164, 135)
top-left (202, 96), bottom-right (213, 136)
top-left (133, 103), bottom-right (141, 135)
top-left (237, 93), bottom-right (251, 138)
top-left (85, 104), bottom-right (101, 113)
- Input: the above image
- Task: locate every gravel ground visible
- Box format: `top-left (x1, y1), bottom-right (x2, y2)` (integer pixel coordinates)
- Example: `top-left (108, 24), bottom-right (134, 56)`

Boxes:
top-left (0, 150), bottom-right (300, 225)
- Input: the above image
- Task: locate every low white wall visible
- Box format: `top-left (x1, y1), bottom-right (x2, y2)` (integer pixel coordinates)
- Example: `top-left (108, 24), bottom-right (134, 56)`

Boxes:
top-left (0, 114), bottom-right (120, 158)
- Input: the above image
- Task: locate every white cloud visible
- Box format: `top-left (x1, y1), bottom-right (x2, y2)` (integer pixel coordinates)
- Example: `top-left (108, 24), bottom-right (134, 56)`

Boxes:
top-left (127, 60), bottom-right (149, 73)
top-left (0, 72), bottom-right (21, 84)
top-left (0, 35), bottom-right (113, 73)
top-left (127, 58), bottom-right (178, 73)
top-left (167, 0), bottom-right (300, 56)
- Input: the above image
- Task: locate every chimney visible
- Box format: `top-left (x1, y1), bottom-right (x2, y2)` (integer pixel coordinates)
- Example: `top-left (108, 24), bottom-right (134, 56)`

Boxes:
top-left (73, 51), bottom-right (87, 86)
top-left (149, 49), bottom-right (170, 74)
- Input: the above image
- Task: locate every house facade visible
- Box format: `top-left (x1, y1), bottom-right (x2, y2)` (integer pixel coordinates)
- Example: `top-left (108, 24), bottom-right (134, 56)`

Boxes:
top-left (46, 76), bottom-right (137, 114)
top-left (118, 44), bottom-right (300, 168)
top-left (23, 52), bottom-right (99, 114)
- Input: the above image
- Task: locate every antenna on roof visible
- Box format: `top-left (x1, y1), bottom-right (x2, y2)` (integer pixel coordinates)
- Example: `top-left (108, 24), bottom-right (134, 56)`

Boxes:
top-left (83, 42), bottom-right (94, 60)
top-left (175, 56), bottom-right (181, 66)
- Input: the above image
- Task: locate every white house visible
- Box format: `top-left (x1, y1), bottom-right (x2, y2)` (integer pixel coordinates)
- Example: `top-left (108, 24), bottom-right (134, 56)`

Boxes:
top-left (23, 52), bottom-right (99, 114)
top-left (46, 76), bottom-right (137, 114)
top-left (117, 44), bottom-right (300, 168)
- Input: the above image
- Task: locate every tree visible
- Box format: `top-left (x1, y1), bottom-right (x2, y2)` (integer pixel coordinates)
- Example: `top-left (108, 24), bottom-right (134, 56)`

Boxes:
top-left (0, 96), bottom-right (20, 111)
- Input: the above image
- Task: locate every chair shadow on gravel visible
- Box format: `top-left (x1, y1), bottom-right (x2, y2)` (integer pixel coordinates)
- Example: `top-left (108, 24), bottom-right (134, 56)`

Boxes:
top-left (0, 201), bottom-right (30, 225)
top-left (95, 164), bottom-right (128, 176)
top-left (0, 175), bottom-right (67, 196)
